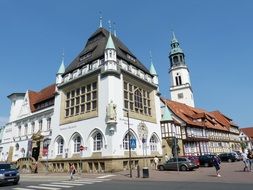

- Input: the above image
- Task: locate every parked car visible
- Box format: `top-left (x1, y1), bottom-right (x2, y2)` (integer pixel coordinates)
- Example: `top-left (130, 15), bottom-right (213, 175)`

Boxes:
top-left (218, 152), bottom-right (238, 162)
top-left (198, 154), bottom-right (218, 167)
top-left (232, 151), bottom-right (243, 161)
top-left (158, 157), bottom-right (197, 171)
top-left (182, 155), bottom-right (200, 168)
top-left (0, 163), bottom-right (20, 185)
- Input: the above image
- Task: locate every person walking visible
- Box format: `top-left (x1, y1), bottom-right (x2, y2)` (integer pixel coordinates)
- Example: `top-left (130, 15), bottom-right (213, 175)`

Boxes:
top-left (69, 163), bottom-right (76, 180)
top-left (154, 156), bottom-right (159, 170)
top-left (247, 150), bottom-right (253, 171)
top-left (34, 161), bottom-right (38, 173)
top-left (242, 151), bottom-right (249, 172)
top-left (212, 156), bottom-right (221, 177)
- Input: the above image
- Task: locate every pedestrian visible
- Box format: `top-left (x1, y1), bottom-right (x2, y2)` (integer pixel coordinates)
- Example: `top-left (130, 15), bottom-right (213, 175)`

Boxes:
top-left (34, 161), bottom-right (38, 173)
top-left (247, 150), bottom-right (253, 171)
top-left (69, 163), bottom-right (76, 180)
top-left (212, 156), bottom-right (221, 177)
top-left (164, 153), bottom-right (169, 162)
top-left (154, 156), bottom-right (159, 170)
top-left (242, 151), bottom-right (249, 172)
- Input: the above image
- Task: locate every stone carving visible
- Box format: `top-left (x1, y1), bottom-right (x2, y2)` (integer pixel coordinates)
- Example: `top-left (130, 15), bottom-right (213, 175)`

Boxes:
top-left (106, 100), bottom-right (117, 123)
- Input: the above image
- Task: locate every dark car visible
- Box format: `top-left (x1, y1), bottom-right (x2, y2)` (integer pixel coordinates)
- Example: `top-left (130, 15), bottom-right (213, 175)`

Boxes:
top-left (232, 151), bottom-right (243, 161)
top-left (182, 156), bottom-right (200, 168)
top-left (158, 157), bottom-right (197, 171)
top-left (218, 152), bottom-right (238, 162)
top-left (0, 163), bottom-right (20, 185)
top-left (198, 154), bottom-right (218, 167)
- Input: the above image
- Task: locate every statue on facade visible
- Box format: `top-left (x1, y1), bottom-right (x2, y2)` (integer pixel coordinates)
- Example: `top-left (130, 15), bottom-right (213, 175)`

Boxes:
top-left (106, 100), bottom-right (117, 123)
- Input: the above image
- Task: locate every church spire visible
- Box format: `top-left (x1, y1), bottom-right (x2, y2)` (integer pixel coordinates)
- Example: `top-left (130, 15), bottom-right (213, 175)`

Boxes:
top-left (168, 32), bottom-right (195, 107)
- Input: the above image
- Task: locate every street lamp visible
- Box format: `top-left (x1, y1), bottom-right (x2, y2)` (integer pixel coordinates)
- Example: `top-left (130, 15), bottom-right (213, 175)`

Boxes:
top-left (123, 108), bottom-right (132, 178)
top-left (172, 132), bottom-right (179, 172)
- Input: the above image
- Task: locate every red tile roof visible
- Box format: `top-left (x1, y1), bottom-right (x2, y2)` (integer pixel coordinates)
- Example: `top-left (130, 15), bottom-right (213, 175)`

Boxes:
top-left (241, 127), bottom-right (253, 138)
top-left (161, 98), bottom-right (229, 132)
top-left (28, 84), bottom-right (56, 112)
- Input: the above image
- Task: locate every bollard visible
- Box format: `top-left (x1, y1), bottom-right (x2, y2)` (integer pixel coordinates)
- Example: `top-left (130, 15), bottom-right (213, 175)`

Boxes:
top-left (137, 165), bottom-right (140, 178)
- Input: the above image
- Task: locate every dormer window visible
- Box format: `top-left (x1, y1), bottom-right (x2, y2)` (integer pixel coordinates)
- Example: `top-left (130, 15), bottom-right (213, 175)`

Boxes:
top-left (80, 52), bottom-right (92, 62)
top-left (127, 54), bottom-right (136, 62)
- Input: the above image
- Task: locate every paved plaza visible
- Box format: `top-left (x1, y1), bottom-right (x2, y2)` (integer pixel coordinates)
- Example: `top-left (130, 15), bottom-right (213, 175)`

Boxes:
top-left (20, 161), bottom-right (253, 184)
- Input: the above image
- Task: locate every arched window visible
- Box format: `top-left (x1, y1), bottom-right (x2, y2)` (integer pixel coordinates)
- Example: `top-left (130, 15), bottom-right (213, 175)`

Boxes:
top-left (57, 137), bottom-right (64, 155)
top-left (123, 133), bottom-right (135, 150)
top-left (173, 56), bottom-right (179, 63)
top-left (74, 135), bottom-right (81, 153)
top-left (134, 89), bottom-right (143, 109)
top-left (150, 135), bottom-right (158, 152)
top-left (93, 133), bottom-right (103, 151)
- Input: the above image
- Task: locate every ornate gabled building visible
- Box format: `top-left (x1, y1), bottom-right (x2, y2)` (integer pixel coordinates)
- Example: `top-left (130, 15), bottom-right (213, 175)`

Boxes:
top-left (160, 98), bottom-right (241, 158)
top-left (210, 111), bottom-right (240, 151)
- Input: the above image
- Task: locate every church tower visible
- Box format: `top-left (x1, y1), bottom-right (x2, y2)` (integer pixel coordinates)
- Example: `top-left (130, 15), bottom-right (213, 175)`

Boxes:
top-left (169, 32), bottom-right (195, 107)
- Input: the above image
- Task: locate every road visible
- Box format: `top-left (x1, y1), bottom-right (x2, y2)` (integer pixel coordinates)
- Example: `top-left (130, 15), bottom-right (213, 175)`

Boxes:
top-left (0, 161), bottom-right (252, 190)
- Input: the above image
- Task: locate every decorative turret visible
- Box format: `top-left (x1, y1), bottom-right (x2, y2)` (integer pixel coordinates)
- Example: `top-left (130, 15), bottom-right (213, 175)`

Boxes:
top-left (56, 54), bottom-right (65, 85)
top-left (149, 51), bottom-right (159, 93)
top-left (104, 33), bottom-right (117, 62)
top-left (169, 32), bottom-right (195, 107)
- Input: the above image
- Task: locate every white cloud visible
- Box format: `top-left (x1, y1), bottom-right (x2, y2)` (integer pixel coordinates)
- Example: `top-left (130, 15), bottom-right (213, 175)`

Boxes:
top-left (0, 116), bottom-right (8, 126)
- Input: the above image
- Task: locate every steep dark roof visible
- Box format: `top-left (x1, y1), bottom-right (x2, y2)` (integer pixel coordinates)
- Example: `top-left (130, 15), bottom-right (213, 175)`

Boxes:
top-left (64, 27), bottom-right (150, 75)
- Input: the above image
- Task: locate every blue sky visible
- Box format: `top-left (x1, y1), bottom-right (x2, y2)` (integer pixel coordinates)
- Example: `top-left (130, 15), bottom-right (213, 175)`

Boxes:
top-left (0, 0), bottom-right (252, 128)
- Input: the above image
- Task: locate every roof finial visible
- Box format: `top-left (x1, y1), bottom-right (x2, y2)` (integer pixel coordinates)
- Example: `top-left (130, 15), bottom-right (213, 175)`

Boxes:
top-left (149, 50), bottom-right (153, 63)
top-left (99, 11), bottom-right (103, 28)
top-left (171, 30), bottom-right (178, 43)
top-left (108, 20), bottom-right (112, 33)
top-left (172, 31), bottom-right (176, 39)
top-left (113, 21), bottom-right (117, 37)
top-left (61, 49), bottom-right (65, 64)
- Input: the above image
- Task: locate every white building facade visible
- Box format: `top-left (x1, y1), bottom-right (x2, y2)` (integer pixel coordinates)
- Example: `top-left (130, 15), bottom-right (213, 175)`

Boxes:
top-left (48, 27), bottom-right (162, 172)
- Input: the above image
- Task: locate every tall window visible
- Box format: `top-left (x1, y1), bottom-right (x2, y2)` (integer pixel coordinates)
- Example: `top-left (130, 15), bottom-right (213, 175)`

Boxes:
top-left (123, 133), bottom-right (135, 150)
top-left (74, 135), bottom-right (81, 153)
top-left (47, 118), bottom-right (51, 130)
top-left (124, 81), bottom-right (151, 116)
top-left (31, 122), bottom-right (35, 134)
top-left (150, 135), bottom-right (158, 151)
top-left (134, 89), bottom-right (143, 109)
top-left (93, 133), bottom-right (103, 151)
top-left (175, 75), bottom-right (182, 86)
top-left (39, 120), bottom-right (43, 131)
top-left (65, 81), bottom-right (97, 117)
top-left (18, 126), bottom-right (21, 137)
top-left (24, 124), bottom-right (28, 136)
top-left (57, 137), bottom-right (64, 155)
